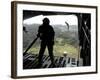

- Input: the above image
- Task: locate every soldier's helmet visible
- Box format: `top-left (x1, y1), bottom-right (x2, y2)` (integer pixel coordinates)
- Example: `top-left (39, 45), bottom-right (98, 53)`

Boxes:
top-left (42, 17), bottom-right (50, 25)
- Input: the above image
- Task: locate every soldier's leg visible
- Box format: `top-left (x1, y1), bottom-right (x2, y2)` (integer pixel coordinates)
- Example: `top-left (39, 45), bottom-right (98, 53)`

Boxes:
top-left (47, 43), bottom-right (55, 66)
top-left (38, 41), bottom-right (46, 65)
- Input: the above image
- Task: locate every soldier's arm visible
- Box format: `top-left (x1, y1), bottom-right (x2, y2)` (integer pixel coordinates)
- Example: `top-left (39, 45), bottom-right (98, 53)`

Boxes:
top-left (37, 26), bottom-right (41, 37)
top-left (51, 26), bottom-right (55, 41)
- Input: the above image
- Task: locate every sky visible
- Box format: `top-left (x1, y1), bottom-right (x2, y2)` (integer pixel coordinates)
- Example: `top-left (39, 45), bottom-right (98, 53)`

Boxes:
top-left (23, 15), bottom-right (78, 26)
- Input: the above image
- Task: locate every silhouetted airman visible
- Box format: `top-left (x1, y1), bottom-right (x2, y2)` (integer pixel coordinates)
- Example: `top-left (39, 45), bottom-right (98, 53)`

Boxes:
top-left (37, 18), bottom-right (55, 67)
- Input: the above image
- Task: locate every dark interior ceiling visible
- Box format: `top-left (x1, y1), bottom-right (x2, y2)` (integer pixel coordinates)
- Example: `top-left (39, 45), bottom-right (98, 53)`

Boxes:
top-left (23, 10), bottom-right (78, 20)
top-left (23, 10), bottom-right (58, 20)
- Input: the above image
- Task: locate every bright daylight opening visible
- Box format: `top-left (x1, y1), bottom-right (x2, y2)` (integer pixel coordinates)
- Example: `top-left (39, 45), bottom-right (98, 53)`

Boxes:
top-left (23, 15), bottom-right (79, 59)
